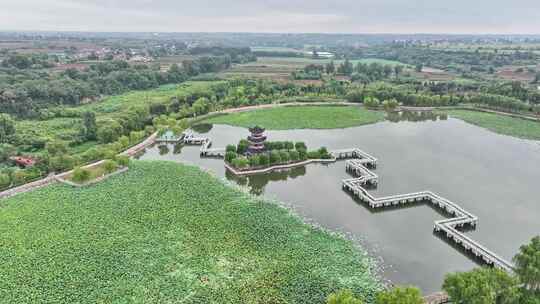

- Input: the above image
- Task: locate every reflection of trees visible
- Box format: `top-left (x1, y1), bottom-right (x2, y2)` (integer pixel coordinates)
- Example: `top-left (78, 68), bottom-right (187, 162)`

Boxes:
top-left (158, 144), bottom-right (170, 155)
top-left (173, 143), bottom-right (184, 154)
top-left (387, 111), bottom-right (448, 123)
top-left (191, 123), bottom-right (213, 134)
top-left (226, 166), bottom-right (307, 195)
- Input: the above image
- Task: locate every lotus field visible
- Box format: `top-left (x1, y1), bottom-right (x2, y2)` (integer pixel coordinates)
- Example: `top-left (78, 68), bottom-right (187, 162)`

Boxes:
top-left (0, 161), bottom-right (381, 303)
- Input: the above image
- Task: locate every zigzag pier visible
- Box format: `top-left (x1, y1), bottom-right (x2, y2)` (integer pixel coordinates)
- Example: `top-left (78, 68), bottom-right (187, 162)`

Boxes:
top-left (334, 148), bottom-right (514, 273)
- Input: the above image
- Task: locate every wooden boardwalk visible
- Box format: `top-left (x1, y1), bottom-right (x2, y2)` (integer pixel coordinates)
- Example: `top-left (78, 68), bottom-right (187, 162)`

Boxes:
top-left (335, 148), bottom-right (514, 273)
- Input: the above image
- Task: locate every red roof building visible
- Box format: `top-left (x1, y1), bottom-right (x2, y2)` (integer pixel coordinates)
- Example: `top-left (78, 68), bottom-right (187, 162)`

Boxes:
top-left (10, 156), bottom-right (36, 167)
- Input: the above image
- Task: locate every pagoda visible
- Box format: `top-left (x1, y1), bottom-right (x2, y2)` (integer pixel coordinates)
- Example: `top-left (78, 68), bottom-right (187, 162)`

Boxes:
top-left (247, 125), bottom-right (267, 154)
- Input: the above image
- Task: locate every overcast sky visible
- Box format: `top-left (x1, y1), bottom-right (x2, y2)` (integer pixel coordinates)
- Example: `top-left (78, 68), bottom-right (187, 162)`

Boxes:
top-left (1, 0), bottom-right (539, 34)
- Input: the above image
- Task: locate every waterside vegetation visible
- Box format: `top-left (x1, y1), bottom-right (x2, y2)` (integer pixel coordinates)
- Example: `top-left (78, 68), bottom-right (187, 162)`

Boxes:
top-left (205, 105), bottom-right (385, 130)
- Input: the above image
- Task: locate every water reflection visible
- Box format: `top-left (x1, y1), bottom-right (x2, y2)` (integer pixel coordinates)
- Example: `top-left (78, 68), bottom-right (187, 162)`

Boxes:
top-left (173, 143), bottom-right (184, 154)
top-left (387, 111), bottom-right (448, 123)
top-left (226, 166), bottom-right (307, 195)
top-left (158, 144), bottom-right (170, 155)
top-left (191, 123), bottom-right (213, 134)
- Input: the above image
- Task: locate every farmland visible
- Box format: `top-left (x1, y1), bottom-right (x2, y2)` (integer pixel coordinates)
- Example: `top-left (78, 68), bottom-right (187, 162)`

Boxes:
top-left (0, 161), bottom-right (381, 303)
top-left (204, 105), bottom-right (385, 130)
top-left (220, 57), bottom-right (410, 81)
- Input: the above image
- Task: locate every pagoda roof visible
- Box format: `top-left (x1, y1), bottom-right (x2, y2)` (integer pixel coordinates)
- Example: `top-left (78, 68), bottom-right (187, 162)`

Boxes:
top-left (248, 125), bottom-right (265, 133)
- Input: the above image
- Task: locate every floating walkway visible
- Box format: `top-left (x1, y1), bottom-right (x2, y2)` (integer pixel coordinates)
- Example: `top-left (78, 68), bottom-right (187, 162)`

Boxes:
top-left (337, 148), bottom-right (514, 273)
top-left (179, 132), bottom-right (226, 158)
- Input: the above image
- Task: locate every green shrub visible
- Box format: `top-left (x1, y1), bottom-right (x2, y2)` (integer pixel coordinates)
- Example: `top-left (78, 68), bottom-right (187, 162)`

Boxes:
top-left (237, 139), bottom-right (249, 154)
top-left (232, 157), bottom-right (249, 169)
top-left (102, 160), bottom-right (118, 174)
top-left (364, 96), bottom-right (380, 108)
top-left (0, 173), bottom-right (11, 188)
top-left (382, 99), bottom-right (399, 111)
top-left (115, 155), bottom-right (130, 167)
top-left (12, 170), bottom-right (29, 186)
top-left (49, 154), bottom-right (76, 172)
top-left (259, 153), bottom-right (269, 166)
top-left (327, 289), bottom-right (364, 304)
top-left (346, 89), bottom-right (365, 103)
top-left (269, 150), bottom-right (281, 164)
top-left (98, 147), bottom-right (117, 160)
top-left (375, 286), bottom-right (424, 304)
top-left (298, 148), bottom-right (308, 160)
top-left (289, 150), bottom-right (300, 161)
top-left (284, 141), bottom-right (294, 150)
top-left (295, 142), bottom-right (307, 151)
top-left (279, 150), bottom-right (290, 163)
top-left (226, 144), bottom-right (237, 153)
top-left (225, 151), bottom-right (237, 163)
top-left (118, 136), bottom-right (130, 149)
top-left (272, 141), bottom-right (284, 150)
top-left (318, 147), bottom-right (331, 159)
top-left (81, 148), bottom-right (103, 163)
top-left (72, 167), bottom-right (91, 183)
top-left (249, 155), bottom-right (260, 167)
top-left (307, 150), bottom-right (321, 159)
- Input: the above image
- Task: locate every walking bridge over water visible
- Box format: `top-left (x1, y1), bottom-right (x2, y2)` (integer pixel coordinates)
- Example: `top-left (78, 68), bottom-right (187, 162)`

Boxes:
top-left (332, 148), bottom-right (514, 273)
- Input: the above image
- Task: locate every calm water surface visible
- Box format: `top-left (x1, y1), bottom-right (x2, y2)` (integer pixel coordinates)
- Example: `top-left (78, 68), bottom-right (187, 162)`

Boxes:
top-left (139, 116), bottom-right (540, 293)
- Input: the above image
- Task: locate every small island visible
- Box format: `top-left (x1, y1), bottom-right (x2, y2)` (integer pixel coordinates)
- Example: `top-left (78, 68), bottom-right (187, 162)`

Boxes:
top-left (224, 125), bottom-right (333, 175)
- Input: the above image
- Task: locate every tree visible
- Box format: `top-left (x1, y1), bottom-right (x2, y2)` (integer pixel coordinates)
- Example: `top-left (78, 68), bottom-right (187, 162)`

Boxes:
top-left (0, 113), bottom-right (15, 143)
top-left (46, 140), bottom-right (68, 156)
top-left (97, 120), bottom-right (124, 143)
top-left (443, 267), bottom-right (520, 304)
top-left (326, 61), bottom-right (336, 74)
top-left (339, 59), bottom-right (354, 76)
top-left (415, 63), bottom-right (423, 73)
top-left (513, 236), bottom-right (540, 293)
top-left (327, 289), bottom-right (364, 304)
top-left (394, 65), bottom-right (404, 78)
top-left (81, 111), bottom-right (97, 140)
top-left (534, 72), bottom-right (540, 84)
top-left (376, 286), bottom-right (423, 304)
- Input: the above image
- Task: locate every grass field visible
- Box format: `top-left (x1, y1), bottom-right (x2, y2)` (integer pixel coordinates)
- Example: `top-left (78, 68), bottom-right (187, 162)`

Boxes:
top-left (204, 105), bottom-right (385, 130)
top-left (0, 161), bottom-right (381, 303)
top-left (448, 110), bottom-right (540, 141)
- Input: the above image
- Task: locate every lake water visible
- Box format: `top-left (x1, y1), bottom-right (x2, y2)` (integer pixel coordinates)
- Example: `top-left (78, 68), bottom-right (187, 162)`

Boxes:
top-left (138, 114), bottom-right (540, 293)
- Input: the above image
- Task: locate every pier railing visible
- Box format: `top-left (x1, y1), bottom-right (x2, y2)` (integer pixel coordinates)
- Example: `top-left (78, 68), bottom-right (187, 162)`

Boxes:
top-left (337, 147), bottom-right (514, 273)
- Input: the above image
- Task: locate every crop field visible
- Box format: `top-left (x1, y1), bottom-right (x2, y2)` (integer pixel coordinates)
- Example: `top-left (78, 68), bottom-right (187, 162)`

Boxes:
top-left (204, 105), bottom-right (385, 130)
top-left (0, 161), bottom-right (381, 303)
top-left (448, 109), bottom-right (540, 140)
top-left (221, 57), bottom-right (411, 81)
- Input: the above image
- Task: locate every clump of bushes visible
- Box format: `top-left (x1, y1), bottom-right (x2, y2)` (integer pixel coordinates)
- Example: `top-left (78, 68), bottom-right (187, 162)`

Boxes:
top-left (114, 155), bottom-right (130, 167)
top-left (102, 160), bottom-right (118, 174)
top-left (72, 167), bottom-right (91, 183)
top-left (227, 139), bottom-right (332, 170)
